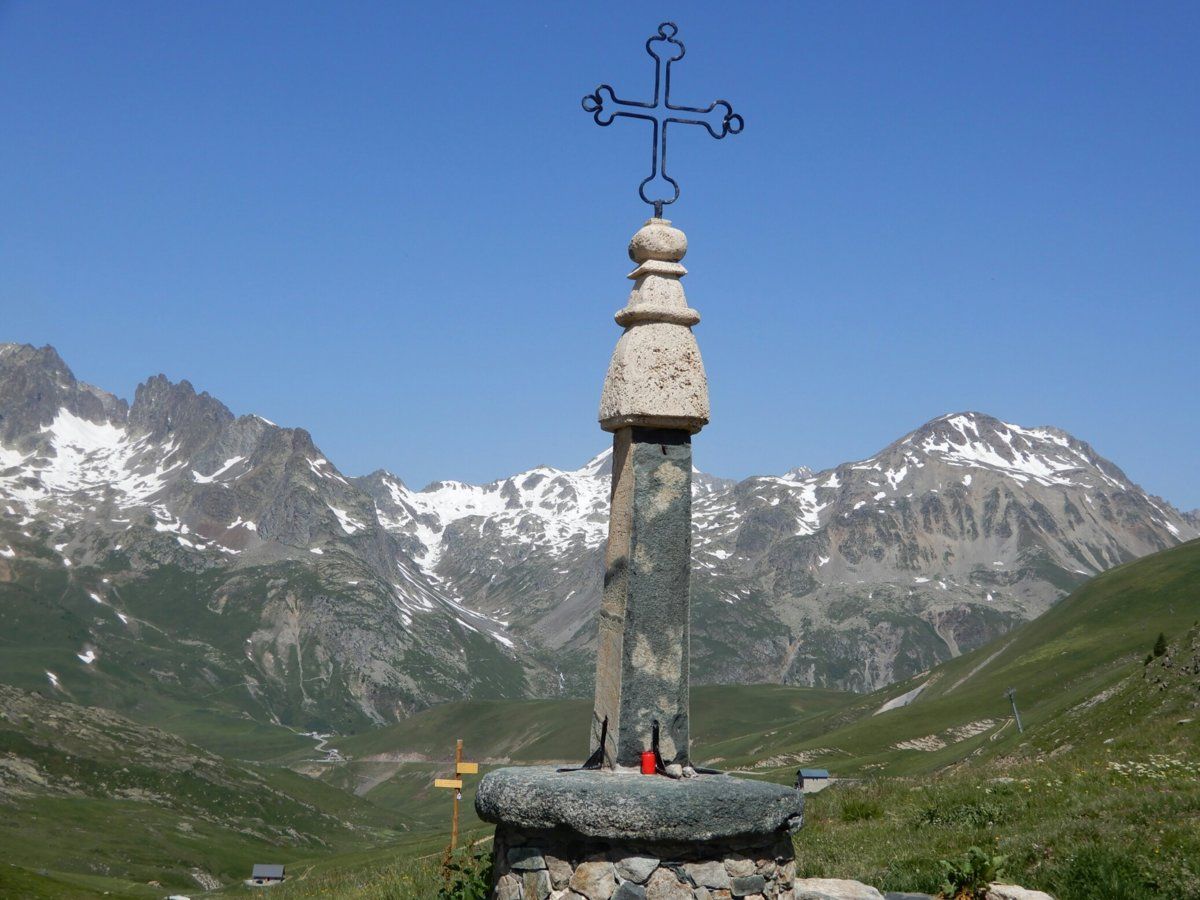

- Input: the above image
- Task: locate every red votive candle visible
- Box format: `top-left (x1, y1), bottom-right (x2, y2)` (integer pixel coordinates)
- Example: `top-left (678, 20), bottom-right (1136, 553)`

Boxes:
top-left (640, 750), bottom-right (656, 775)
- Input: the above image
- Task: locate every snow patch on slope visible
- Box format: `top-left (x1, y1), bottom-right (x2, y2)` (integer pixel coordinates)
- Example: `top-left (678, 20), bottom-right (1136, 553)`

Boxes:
top-left (919, 414), bottom-right (1127, 490)
top-left (0, 410), bottom-right (186, 519)
top-left (374, 454), bottom-right (612, 568)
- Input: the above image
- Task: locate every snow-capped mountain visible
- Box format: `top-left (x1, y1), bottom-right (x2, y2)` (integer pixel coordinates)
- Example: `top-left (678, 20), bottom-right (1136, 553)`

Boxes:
top-left (354, 452), bottom-right (736, 659)
top-left (681, 412), bottom-right (1193, 689)
top-left (0, 344), bottom-right (529, 729)
top-left (354, 407), bottom-right (1193, 693)
top-left (1, 343), bottom-right (1195, 726)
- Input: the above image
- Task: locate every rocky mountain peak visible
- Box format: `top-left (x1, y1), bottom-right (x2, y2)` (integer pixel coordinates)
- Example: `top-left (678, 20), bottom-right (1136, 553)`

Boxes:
top-left (129, 374), bottom-right (235, 446)
top-left (782, 465), bottom-right (815, 481)
top-left (0, 342), bottom-right (74, 383)
top-left (0, 343), bottom-right (127, 444)
top-left (867, 411), bottom-right (1135, 493)
top-left (578, 449), bottom-right (613, 479)
top-left (360, 468), bottom-right (406, 489)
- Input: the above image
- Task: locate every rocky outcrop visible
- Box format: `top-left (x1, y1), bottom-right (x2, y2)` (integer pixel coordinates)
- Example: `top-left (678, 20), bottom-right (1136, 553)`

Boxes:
top-left (1143, 625), bottom-right (1200, 701)
top-left (794, 878), bottom-right (885, 898)
top-left (985, 885), bottom-right (1055, 900)
top-left (0, 344), bottom-right (127, 444)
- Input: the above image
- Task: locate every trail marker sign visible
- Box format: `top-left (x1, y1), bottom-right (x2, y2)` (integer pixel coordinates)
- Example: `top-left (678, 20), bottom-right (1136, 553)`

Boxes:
top-left (434, 738), bottom-right (478, 850)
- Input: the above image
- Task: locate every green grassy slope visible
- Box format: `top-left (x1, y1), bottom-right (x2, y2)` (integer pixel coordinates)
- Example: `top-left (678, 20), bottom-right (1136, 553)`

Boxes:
top-left (0, 558), bottom-right (332, 760)
top-left (0, 684), bottom-right (402, 896)
top-left (704, 538), bottom-right (1200, 778)
top-left (795, 621), bottom-right (1200, 898)
top-left (0, 540), bottom-right (535, 749)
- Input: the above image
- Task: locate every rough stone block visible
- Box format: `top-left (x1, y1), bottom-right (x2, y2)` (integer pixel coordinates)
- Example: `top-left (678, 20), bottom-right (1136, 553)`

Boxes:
top-left (646, 867), bottom-right (693, 900)
top-left (614, 883), bottom-right (649, 900)
top-left (985, 886), bottom-right (1055, 900)
top-left (615, 854), bottom-right (660, 884)
top-left (546, 853), bottom-right (574, 889)
top-left (495, 872), bottom-right (522, 900)
top-left (509, 846), bottom-right (548, 871)
top-left (793, 879), bottom-right (885, 899)
top-left (731, 874), bottom-right (767, 897)
top-left (570, 860), bottom-right (617, 899)
top-left (724, 856), bottom-right (756, 878)
top-left (684, 860), bottom-right (732, 890)
top-left (476, 767), bottom-right (803, 842)
top-left (522, 868), bottom-right (552, 900)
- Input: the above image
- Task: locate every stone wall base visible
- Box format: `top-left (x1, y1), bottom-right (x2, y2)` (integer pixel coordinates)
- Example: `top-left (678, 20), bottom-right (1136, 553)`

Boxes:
top-left (491, 823), bottom-right (797, 900)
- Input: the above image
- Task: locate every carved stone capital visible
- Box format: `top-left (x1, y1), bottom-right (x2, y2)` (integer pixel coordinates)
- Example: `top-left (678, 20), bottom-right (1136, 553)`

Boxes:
top-left (599, 219), bottom-right (709, 434)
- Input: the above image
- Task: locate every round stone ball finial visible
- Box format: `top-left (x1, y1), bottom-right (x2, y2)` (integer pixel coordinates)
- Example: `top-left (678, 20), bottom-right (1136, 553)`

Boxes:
top-left (628, 218), bottom-right (687, 264)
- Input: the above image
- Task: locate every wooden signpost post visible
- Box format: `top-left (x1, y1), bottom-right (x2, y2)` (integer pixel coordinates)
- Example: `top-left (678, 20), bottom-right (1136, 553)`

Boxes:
top-left (434, 738), bottom-right (478, 851)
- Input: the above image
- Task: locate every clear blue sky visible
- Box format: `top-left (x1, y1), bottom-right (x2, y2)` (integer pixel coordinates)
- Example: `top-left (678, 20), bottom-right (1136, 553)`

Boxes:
top-left (2, 2), bottom-right (1197, 508)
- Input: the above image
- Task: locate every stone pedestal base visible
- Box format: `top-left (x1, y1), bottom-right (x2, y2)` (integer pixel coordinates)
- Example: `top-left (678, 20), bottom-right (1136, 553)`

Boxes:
top-left (477, 767), bottom-right (803, 900)
top-left (492, 824), bottom-right (795, 900)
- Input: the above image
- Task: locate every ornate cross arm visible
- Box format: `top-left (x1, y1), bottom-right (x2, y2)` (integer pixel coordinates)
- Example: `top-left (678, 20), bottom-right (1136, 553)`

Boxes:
top-left (581, 22), bottom-right (743, 217)
top-left (582, 88), bottom-right (742, 138)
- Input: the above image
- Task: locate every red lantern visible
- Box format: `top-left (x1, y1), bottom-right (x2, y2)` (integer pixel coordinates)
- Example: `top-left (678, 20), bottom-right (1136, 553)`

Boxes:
top-left (640, 750), bottom-right (656, 775)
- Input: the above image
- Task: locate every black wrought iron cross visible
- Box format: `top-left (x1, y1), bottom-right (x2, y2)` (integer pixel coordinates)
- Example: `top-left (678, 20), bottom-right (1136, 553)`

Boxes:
top-left (582, 22), bottom-right (743, 217)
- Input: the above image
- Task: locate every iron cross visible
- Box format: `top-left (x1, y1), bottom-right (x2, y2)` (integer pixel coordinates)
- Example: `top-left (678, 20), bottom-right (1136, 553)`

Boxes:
top-left (583, 22), bottom-right (743, 217)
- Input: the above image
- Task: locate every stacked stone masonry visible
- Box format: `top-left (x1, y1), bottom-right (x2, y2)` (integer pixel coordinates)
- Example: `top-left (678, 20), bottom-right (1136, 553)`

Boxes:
top-left (492, 824), bottom-right (798, 900)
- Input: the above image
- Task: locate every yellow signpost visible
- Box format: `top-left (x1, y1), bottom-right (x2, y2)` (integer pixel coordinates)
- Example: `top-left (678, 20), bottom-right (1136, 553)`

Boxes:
top-left (434, 739), bottom-right (478, 851)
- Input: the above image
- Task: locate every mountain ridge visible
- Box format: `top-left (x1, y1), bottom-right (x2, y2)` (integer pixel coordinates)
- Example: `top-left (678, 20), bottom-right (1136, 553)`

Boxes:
top-left (1, 342), bottom-right (1195, 727)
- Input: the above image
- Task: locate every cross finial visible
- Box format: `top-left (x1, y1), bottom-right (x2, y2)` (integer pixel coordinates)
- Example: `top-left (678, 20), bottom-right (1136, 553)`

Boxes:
top-left (582, 22), bottom-right (743, 216)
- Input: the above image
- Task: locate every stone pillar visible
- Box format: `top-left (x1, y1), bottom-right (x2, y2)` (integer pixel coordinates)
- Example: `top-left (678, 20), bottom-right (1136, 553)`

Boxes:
top-left (476, 217), bottom-right (803, 900)
top-left (592, 218), bottom-right (708, 772)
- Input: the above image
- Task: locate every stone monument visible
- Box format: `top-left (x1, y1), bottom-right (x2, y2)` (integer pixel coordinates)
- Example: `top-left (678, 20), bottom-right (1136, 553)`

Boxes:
top-left (476, 23), bottom-right (803, 900)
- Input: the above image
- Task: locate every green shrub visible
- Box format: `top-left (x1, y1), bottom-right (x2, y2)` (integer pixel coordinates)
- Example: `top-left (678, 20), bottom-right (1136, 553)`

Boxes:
top-left (917, 798), bottom-right (1004, 829)
top-left (1153, 632), bottom-right (1169, 658)
top-left (938, 845), bottom-right (1006, 899)
top-left (438, 843), bottom-right (492, 900)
